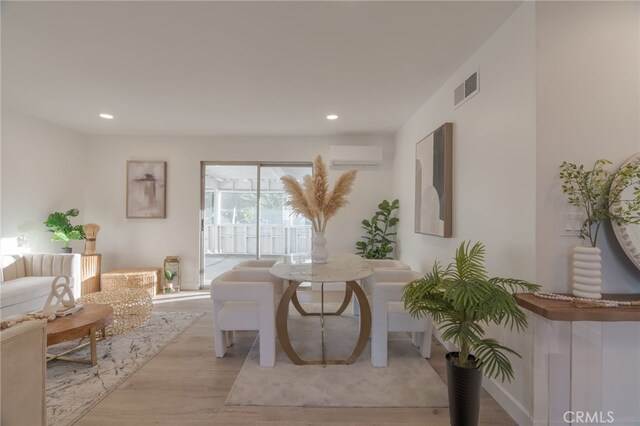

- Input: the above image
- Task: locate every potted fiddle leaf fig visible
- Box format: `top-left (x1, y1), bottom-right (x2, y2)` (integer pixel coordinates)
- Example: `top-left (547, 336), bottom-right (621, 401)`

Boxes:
top-left (355, 199), bottom-right (399, 259)
top-left (402, 241), bottom-right (539, 426)
top-left (43, 208), bottom-right (85, 253)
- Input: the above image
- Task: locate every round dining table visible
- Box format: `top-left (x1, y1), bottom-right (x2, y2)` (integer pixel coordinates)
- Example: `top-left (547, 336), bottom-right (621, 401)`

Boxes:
top-left (270, 253), bottom-right (373, 365)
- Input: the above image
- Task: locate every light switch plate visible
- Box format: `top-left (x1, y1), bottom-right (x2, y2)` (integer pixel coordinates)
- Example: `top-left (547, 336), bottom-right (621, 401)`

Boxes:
top-left (560, 212), bottom-right (584, 237)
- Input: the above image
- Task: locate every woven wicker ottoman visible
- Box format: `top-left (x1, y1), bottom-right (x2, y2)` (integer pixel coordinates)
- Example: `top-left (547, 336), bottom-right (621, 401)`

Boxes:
top-left (80, 288), bottom-right (152, 336)
top-left (101, 268), bottom-right (162, 296)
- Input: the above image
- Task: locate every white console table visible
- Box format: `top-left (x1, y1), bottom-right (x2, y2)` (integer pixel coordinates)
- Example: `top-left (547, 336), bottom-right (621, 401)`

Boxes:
top-left (516, 294), bottom-right (640, 425)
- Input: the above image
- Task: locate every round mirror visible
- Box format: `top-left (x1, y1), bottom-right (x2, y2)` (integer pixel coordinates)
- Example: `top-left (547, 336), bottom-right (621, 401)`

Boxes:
top-left (610, 153), bottom-right (640, 270)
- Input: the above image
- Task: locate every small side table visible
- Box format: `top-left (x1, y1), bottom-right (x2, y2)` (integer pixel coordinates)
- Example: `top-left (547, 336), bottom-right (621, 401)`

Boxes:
top-left (101, 268), bottom-right (162, 296)
top-left (81, 254), bottom-right (102, 296)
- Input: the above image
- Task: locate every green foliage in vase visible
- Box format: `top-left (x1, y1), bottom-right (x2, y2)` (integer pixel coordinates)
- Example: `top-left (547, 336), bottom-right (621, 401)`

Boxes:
top-left (355, 199), bottom-right (399, 259)
top-left (165, 269), bottom-right (177, 282)
top-left (609, 160), bottom-right (640, 226)
top-left (402, 241), bottom-right (540, 382)
top-left (559, 159), bottom-right (640, 247)
top-left (43, 209), bottom-right (85, 248)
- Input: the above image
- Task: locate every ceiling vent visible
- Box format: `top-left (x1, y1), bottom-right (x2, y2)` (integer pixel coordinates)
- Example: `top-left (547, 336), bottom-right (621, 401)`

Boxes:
top-left (329, 145), bottom-right (382, 167)
top-left (454, 71), bottom-right (479, 109)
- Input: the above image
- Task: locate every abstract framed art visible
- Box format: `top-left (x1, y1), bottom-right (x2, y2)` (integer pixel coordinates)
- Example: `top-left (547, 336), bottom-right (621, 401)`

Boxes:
top-left (126, 161), bottom-right (167, 218)
top-left (414, 123), bottom-right (452, 237)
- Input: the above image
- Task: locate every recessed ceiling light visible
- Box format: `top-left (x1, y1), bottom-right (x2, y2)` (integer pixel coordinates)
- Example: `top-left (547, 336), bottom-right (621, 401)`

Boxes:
top-left (326, 114), bottom-right (338, 120)
top-left (99, 113), bottom-right (114, 119)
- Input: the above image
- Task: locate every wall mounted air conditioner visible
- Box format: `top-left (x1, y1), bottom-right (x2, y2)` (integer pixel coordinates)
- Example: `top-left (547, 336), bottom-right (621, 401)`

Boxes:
top-left (329, 145), bottom-right (383, 167)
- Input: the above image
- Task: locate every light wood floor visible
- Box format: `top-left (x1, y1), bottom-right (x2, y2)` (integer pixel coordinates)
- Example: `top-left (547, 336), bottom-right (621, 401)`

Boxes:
top-left (74, 290), bottom-right (516, 426)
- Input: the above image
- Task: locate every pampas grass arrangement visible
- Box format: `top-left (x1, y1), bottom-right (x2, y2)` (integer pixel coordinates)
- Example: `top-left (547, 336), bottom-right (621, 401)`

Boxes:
top-left (83, 223), bottom-right (100, 239)
top-left (281, 155), bottom-right (357, 232)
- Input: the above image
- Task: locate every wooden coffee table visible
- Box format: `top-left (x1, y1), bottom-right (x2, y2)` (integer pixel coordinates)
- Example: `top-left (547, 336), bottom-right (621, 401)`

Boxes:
top-left (46, 304), bottom-right (114, 366)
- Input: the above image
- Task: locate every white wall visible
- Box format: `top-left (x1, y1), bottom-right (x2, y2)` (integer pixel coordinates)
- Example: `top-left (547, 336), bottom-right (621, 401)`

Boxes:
top-left (84, 135), bottom-right (395, 289)
top-left (394, 2), bottom-right (536, 279)
top-left (1, 109), bottom-right (88, 254)
top-left (534, 3), bottom-right (640, 424)
top-left (536, 1), bottom-right (640, 294)
top-left (393, 3), bottom-right (536, 422)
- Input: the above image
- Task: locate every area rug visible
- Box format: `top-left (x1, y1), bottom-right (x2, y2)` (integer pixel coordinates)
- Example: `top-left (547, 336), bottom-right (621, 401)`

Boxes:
top-left (46, 310), bottom-right (205, 426)
top-left (225, 305), bottom-right (448, 408)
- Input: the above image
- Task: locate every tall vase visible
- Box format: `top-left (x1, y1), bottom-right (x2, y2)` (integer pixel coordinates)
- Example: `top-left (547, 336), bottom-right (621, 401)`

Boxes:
top-left (85, 239), bottom-right (97, 255)
top-left (446, 352), bottom-right (482, 426)
top-left (312, 231), bottom-right (329, 264)
top-left (572, 245), bottom-right (602, 299)
top-left (83, 223), bottom-right (100, 255)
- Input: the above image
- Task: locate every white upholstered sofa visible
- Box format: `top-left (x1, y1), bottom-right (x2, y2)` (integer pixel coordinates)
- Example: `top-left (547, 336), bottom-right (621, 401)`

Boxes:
top-left (0, 253), bottom-right (81, 319)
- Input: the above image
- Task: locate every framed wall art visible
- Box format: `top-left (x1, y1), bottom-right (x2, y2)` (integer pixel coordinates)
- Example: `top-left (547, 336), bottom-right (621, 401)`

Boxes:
top-left (126, 160), bottom-right (167, 218)
top-left (415, 123), bottom-right (452, 237)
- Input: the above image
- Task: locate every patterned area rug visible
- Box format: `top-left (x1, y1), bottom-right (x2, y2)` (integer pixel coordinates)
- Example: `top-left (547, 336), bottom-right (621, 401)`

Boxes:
top-left (46, 311), bottom-right (205, 426)
top-left (225, 305), bottom-right (449, 407)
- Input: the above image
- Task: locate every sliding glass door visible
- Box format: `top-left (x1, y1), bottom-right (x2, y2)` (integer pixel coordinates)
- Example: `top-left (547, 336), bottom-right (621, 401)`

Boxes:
top-left (200, 162), bottom-right (312, 287)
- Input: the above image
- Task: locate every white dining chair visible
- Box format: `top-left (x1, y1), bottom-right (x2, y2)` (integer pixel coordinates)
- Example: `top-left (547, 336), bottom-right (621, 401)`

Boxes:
top-left (232, 259), bottom-right (290, 291)
top-left (210, 269), bottom-right (283, 367)
top-left (232, 259), bottom-right (277, 270)
top-left (361, 259), bottom-right (411, 292)
top-left (353, 259), bottom-right (411, 316)
top-left (368, 269), bottom-right (432, 367)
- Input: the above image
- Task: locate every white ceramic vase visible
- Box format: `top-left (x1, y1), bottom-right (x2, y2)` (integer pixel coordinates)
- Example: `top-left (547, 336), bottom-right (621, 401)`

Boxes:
top-left (312, 231), bottom-right (329, 264)
top-left (572, 245), bottom-right (602, 299)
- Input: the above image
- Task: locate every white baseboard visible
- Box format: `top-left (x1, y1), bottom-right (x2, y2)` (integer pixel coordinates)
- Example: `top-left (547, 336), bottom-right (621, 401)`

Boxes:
top-left (432, 330), bottom-right (531, 425)
top-left (482, 375), bottom-right (531, 426)
top-left (433, 327), bottom-right (457, 352)
top-left (181, 281), bottom-right (201, 291)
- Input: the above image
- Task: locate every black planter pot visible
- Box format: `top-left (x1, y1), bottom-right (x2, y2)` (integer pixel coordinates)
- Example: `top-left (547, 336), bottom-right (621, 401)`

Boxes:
top-left (446, 352), bottom-right (482, 426)
top-left (60, 247), bottom-right (72, 254)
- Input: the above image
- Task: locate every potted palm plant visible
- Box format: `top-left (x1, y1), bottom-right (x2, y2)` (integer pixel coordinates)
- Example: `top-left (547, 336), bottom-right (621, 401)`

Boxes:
top-left (43, 209), bottom-right (85, 253)
top-left (559, 159), bottom-right (640, 298)
top-left (402, 241), bottom-right (539, 426)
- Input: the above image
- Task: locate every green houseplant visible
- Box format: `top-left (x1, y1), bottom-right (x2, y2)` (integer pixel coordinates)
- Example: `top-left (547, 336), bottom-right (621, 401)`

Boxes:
top-left (559, 159), bottom-right (640, 298)
top-left (43, 208), bottom-right (85, 252)
top-left (164, 269), bottom-right (177, 293)
top-left (402, 241), bottom-right (539, 425)
top-left (559, 159), bottom-right (640, 247)
top-left (355, 199), bottom-right (399, 259)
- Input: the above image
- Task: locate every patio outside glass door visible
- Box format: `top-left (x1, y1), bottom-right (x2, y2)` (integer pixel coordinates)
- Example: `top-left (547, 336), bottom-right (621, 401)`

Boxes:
top-left (201, 163), bottom-right (312, 287)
